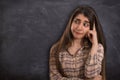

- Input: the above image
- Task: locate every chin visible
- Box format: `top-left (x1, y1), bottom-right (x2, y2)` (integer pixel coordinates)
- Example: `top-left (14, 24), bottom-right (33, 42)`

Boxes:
top-left (74, 35), bottom-right (84, 39)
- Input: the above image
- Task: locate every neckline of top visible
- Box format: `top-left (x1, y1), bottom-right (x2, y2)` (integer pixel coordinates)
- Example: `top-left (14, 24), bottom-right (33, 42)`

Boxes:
top-left (66, 46), bottom-right (84, 57)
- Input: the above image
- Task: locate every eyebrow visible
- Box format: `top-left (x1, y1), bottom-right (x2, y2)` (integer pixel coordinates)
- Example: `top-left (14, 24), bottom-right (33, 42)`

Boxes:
top-left (74, 18), bottom-right (80, 21)
top-left (74, 18), bottom-right (90, 23)
top-left (84, 21), bottom-right (90, 23)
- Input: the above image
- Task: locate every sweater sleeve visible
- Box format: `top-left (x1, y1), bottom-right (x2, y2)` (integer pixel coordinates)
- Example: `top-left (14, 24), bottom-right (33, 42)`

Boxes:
top-left (85, 43), bottom-right (104, 78)
top-left (49, 45), bottom-right (83, 80)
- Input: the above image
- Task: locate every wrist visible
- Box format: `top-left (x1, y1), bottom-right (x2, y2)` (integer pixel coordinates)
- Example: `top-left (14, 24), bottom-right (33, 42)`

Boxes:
top-left (90, 43), bottom-right (98, 55)
top-left (92, 43), bottom-right (98, 47)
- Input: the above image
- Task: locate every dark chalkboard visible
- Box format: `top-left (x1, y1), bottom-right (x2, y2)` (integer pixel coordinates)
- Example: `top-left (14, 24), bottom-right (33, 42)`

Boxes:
top-left (0, 0), bottom-right (120, 80)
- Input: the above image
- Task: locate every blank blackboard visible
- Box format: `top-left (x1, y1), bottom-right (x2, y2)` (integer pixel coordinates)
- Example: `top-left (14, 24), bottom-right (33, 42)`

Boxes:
top-left (0, 0), bottom-right (120, 80)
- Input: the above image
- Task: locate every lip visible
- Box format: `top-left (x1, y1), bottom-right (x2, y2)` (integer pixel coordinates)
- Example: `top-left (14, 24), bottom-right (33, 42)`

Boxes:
top-left (75, 31), bottom-right (83, 34)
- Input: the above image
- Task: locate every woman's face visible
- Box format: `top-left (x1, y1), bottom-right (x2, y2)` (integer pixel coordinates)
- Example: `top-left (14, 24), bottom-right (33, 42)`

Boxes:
top-left (71, 14), bottom-right (90, 39)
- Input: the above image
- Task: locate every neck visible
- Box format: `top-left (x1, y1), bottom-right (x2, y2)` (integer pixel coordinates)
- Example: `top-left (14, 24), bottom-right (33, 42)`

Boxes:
top-left (72, 38), bottom-right (83, 48)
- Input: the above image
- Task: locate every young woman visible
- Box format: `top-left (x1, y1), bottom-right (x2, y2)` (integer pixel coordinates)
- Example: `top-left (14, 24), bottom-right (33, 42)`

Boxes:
top-left (49, 5), bottom-right (106, 80)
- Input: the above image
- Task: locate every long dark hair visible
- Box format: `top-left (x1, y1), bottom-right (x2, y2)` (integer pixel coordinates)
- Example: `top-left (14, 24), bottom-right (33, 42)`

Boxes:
top-left (50, 5), bottom-right (106, 80)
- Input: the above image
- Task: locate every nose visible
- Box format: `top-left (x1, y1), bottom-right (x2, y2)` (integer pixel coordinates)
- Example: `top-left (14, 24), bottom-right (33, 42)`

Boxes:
top-left (77, 23), bottom-right (83, 30)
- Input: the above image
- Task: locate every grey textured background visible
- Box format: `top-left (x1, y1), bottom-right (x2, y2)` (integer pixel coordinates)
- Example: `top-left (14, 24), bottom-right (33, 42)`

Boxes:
top-left (0, 0), bottom-right (120, 80)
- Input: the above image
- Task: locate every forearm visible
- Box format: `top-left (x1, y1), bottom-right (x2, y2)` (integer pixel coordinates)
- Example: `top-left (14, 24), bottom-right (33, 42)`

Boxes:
top-left (85, 43), bottom-right (104, 78)
top-left (90, 43), bottom-right (98, 55)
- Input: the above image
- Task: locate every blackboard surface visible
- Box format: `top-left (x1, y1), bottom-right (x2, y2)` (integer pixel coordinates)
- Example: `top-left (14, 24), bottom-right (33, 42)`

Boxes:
top-left (0, 0), bottom-right (120, 80)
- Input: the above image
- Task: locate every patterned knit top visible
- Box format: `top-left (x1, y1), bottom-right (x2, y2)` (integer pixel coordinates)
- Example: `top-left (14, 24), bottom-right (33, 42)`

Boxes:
top-left (50, 43), bottom-right (104, 80)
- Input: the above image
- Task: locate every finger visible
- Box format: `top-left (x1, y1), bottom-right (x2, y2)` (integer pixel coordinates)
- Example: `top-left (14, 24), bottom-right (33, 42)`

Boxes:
top-left (87, 33), bottom-right (92, 42)
top-left (88, 30), bottom-right (94, 34)
top-left (93, 23), bottom-right (96, 31)
top-left (88, 31), bottom-right (93, 38)
top-left (94, 75), bottom-right (102, 80)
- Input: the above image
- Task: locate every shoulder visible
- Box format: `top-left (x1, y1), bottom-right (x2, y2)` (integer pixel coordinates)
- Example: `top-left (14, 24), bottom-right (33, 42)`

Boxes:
top-left (50, 43), bottom-right (67, 55)
top-left (98, 43), bottom-right (104, 53)
top-left (98, 43), bottom-right (104, 49)
top-left (50, 43), bottom-right (58, 53)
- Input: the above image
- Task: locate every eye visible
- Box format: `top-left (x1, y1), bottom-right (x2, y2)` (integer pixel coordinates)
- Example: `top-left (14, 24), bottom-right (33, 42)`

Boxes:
top-left (83, 22), bottom-right (90, 27)
top-left (73, 19), bottom-right (80, 24)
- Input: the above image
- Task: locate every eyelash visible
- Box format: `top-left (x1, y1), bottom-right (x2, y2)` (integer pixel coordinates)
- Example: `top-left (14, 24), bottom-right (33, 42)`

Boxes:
top-left (73, 20), bottom-right (90, 27)
top-left (83, 23), bottom-right (89, 27)
top-left (74, 20), bottom-right (80, 24)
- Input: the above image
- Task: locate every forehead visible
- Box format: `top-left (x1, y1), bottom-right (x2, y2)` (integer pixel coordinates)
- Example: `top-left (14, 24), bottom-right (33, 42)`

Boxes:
top-left (74, 14), bottom-right (89, 22)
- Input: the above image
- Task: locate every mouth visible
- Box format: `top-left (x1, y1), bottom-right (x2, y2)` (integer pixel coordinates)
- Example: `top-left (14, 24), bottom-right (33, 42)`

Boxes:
top-left (75, 31), bottom-right (83, 35)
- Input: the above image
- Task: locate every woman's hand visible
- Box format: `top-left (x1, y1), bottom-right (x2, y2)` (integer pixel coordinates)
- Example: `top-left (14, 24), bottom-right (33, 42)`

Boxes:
top-left (87, 23), bottom-right (98, 46)
top-left (86, 23), bottom-right (98, 55)
top-left (93, 75), bottom-right (102, 80)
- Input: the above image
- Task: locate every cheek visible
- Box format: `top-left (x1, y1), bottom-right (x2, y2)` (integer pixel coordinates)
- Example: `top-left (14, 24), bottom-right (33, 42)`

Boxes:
top-left (71, 25), bottom-right (76, 36)
top-left (71, 23), bottom-right (77, 31)
top-left (84, 27), bottom-right (90, 31)
top-left (84, 27), bottom-right (90, 34)
top-left (71, 24), bottom-right (75, 31)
